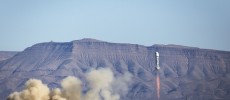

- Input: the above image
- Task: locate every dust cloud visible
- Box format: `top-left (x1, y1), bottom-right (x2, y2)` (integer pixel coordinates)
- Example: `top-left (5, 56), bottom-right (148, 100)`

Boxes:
top-left (7, 68), bottom-right (132, 100)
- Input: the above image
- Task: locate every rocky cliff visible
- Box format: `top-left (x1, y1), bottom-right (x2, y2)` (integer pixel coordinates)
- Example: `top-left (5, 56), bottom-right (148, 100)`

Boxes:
top-left (0, 51), bottom-right (18, 61)
top-left (0, 39), bottom-right (230, 100)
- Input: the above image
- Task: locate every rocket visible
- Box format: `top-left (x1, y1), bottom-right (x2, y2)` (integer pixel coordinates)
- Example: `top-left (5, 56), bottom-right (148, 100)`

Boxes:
top-left (155, 52), bottom-right (160, 70)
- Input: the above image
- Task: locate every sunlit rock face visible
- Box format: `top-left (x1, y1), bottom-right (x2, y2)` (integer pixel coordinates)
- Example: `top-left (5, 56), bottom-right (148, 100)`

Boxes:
top-left (0, 38), bottom-right (230, 100)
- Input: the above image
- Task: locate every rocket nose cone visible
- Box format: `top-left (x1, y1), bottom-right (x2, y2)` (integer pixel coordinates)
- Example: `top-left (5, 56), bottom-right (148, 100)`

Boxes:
top-left (155, 52), bottom-right (159, 57)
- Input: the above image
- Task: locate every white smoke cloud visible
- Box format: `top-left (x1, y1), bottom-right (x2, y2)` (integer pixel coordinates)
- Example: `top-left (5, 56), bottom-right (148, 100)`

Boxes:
top-left (50, 88), bottom-right (66, 100)
top-left (84, 68), bottom-right (119, 100)
top-left (61, 76), bottom-right (82, 100)
top-left (7, 68), bottom-right (132, 100)
top-left (7, 79), bottom-right (50, 100)
top-left (112, 72), bottom-right (132, 96)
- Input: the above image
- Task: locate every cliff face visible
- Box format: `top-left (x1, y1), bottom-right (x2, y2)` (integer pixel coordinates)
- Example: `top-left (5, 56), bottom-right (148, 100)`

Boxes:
top-left (0, 39), bottom-right (230, 100)
top-left (0, 51), bottom-right (18, 61)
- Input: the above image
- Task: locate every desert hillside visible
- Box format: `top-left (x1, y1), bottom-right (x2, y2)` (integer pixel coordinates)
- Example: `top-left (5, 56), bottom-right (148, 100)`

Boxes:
top-left (1, 39), bottom-right (230, 100)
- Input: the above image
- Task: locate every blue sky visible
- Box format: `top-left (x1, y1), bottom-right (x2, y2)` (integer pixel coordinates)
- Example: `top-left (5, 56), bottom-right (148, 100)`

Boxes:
top-left (0, 0), bottom-right (230, 51)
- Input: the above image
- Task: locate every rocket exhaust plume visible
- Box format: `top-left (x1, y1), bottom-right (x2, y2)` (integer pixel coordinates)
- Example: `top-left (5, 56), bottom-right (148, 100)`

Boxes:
top-left (7, 68), bottom-right (132, 100)
top-left (156, 73), bottom-right (160, 100)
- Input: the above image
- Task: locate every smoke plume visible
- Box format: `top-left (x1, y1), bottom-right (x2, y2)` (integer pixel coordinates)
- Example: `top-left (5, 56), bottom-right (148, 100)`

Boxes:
top-left (7, 68), bottom-right (132, 100)
top-left (7, 79), bottom-right (50, 100)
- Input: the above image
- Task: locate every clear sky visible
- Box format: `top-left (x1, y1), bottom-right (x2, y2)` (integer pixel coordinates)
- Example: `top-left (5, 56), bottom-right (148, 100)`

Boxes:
top-left (0, 0), bottom-right (230, 51)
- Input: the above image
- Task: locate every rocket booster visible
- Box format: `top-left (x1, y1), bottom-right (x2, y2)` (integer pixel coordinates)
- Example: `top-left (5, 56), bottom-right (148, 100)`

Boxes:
top-left (155, 52), bottom-right (160, 70)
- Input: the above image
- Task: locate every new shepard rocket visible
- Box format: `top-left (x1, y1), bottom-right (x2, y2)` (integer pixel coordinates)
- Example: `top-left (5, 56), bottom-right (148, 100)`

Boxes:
top-left (155, 52), bottom-right (160, 70)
